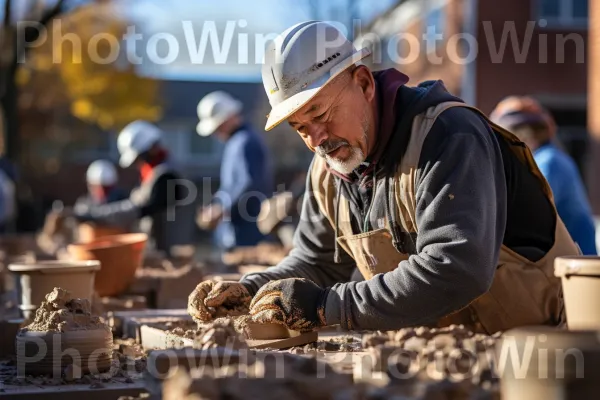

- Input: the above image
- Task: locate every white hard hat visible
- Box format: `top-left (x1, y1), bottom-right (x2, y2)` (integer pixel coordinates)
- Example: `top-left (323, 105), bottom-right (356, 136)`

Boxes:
top-left (117, 120), bottom-right (162, 168)
top-left (86, 160), bottom-right (118, 186)
top-left (261, 21), bottom-right (372, 131)
top-left (196, 91), bottom-right (243, 137)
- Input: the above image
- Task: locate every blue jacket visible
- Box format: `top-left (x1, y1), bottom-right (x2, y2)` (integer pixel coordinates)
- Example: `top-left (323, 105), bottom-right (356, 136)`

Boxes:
top-left (213, 125), bottom-right (273, 249)
top-left (534, 143), bottom-right (597, 255)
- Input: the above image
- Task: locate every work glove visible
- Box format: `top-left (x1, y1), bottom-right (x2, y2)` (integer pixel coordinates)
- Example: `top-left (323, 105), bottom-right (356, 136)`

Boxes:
top-left (196, 204), bottom-right (224, 231)
top-left (249, 278), bottom-right (329, 332)
top-left (187, 280), bottom-right (252, 323)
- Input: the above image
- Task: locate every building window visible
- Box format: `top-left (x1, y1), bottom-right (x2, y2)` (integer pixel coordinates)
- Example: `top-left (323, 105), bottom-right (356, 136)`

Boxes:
top-left (63, 130), bottom-right (117, 163)
top-left (537, 0), bottom-right (588, 27)
top-left (189, 131), bottom-right (216, 155)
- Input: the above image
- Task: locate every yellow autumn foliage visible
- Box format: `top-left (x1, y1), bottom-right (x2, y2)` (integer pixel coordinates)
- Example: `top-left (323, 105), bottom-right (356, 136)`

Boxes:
top-left (20, 2), bottom-right (162, 129)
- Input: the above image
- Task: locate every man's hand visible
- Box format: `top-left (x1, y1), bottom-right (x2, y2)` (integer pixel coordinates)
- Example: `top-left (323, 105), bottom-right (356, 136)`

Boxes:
top-left (196, 204), bottom-right (224, 231)
top-left (249, 278), bottom-right (328, 332)
top-left (187, 280), bottom-right (251, 323)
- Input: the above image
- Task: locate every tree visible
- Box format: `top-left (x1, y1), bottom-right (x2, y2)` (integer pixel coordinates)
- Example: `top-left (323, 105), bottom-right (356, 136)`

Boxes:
top-left (20, 2), bottom-right (162, 130)
top-left (0, 0), bottom-right (68, 160)
top-left (0, 0), bottom-right (162, 162)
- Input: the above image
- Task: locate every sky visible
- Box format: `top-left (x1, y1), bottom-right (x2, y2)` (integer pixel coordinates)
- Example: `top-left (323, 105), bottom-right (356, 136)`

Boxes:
top-left (121, 0), bottom-right (397, 82)
top-left (1, 0), bottom-right (397, 82)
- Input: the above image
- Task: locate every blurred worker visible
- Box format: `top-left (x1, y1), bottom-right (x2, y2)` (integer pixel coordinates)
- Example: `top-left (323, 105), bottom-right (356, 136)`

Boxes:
top-left (491, 96), bottom-right (597, 255)
top-left (188, 21), bottom-right (581, 334)
top-left (73, 120), bottom-right (195, 256)
top-left (73, 160), bottom-right (128, 215)
top-left (195, 91), bottom-right (273, 250)
top-left (257, 172), bottom-right (306, 248)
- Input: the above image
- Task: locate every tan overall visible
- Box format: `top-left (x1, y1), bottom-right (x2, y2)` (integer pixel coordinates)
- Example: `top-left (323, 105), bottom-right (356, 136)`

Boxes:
top-left (311, 101), bottom-right (581, 334)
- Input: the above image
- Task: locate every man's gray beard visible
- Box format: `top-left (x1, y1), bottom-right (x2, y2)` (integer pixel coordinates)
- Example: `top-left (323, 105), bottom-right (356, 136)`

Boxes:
top-left (325, 122), bottom-right (369, 175)
top-left (325, 146), bottom-right (365, 175)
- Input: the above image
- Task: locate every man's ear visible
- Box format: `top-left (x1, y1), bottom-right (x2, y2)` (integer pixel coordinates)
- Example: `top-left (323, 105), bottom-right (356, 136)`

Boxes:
top-left (352, 65), bottom-right (375, 102)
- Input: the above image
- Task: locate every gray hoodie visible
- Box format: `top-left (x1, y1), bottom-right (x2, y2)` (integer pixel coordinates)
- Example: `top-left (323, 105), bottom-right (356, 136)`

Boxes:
top-left (241, 71), bottom-right (555, 331)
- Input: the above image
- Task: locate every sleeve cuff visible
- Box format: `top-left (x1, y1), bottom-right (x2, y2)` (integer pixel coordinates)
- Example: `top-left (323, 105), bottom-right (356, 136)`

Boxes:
top-left (324, 286), bottom-right (342, 327)
top-left (240, 276), bottom-right (262, 297)
top-left (213, 191), bottom-right (232, 211)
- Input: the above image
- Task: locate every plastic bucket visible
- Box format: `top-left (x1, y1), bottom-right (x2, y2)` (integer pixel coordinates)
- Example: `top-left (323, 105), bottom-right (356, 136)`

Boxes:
top-left (554, 256), bottom-right (600, 330)
top-left (499, 327), bottom-right (600, 399)
top-left (16, 328), bottom-right (113, 376)
top-left (8, 261), bottom-right (100, 320)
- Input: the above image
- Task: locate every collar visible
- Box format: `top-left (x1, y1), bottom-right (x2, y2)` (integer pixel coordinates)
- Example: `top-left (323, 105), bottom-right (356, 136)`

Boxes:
top-left (326, 69), bottom-right (409, 183)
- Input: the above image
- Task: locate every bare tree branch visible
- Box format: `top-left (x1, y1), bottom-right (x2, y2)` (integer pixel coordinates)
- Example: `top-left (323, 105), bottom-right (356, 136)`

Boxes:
top-left (39, 0), bottom-right (66, 26)
top-left (25, 0), bottom-right (47, 22)
top-left (22, 0), bottom-right (69, 46)
top-left (3, 0), bottom-right (12, 28)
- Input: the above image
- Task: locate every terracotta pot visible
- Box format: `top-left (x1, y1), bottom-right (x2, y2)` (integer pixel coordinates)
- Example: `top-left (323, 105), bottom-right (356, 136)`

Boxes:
top-left (8, 261), bottom-right (100, 320)
top-left (554, 256), bottom-right (600, 330)
top-left (77, 222), bottom-right (127, 244)
top-left (499, 327), bottom-right (600, 399)
top-left (16, 328), bottom-right (113, 376)
top-left (67, 233), bottom-right (148, 297)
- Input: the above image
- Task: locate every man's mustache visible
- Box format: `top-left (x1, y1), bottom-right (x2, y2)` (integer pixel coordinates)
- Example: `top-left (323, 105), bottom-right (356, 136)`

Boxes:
top-left (315, 139), bottom-right (349, 157)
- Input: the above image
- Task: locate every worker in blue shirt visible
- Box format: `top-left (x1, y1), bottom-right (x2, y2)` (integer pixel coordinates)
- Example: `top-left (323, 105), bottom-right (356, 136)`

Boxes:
top-left (195, 91), bottom-right (274, 250)
top-left (491, 96), bottom-right (597, 255)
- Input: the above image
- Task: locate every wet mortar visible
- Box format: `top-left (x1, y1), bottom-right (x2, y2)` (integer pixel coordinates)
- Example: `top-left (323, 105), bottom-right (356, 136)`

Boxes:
top-left (20, 287), bottom-right (109, 333)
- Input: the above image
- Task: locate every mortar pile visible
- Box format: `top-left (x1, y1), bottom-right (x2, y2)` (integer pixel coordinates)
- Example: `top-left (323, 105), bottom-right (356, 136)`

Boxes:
top-left (361, 324), bottom-right (501, 391)
top-left (21, 287), bottom-right (109, 333)
top-left (194, 318), bottom-right (248, 350)
top-left (162, 353), bottom-right (350, 400)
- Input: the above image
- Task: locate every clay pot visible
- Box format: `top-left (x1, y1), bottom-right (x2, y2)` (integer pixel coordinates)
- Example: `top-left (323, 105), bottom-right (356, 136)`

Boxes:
top-left (499, 327), bottom-right (600, 399)
top-left (8, 261), bottom-right (100, 320)
top-left (555, 256), bottom-right (600, 330)
top-left (16, 328), bottom-right (113, 376)
top-left (77, 222), bottom-right (127, 244)
top-left (67, 233), bottom-right (148, 297)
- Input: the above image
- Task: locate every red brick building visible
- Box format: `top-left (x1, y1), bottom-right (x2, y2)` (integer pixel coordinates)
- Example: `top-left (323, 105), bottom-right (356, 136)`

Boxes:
top-left (358, 0), bottom-right (590, 187)
top-left (587, 0), bottom-right (600, 212)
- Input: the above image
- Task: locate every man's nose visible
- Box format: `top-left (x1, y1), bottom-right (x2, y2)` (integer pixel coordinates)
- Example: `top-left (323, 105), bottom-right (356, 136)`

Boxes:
top-left (305, 125), bottom-right (328, 149)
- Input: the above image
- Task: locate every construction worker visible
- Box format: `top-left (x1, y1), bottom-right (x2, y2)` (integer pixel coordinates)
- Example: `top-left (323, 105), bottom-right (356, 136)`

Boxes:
top-left (491, 96), bottom-right (597, 255)
top-left (73, 160), bottom-right (128, 215)
top-left (195, 91), bottom-right (273, 251)
top-left (257, 172), bottom-right (306, 249)
top-left (188, 21), bottom-right (580, 334)
top-left (72, 120), bottom-right (195, 256)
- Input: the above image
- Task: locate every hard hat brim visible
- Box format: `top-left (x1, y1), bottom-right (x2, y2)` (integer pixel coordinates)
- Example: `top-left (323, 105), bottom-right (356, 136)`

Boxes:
top-left (197, 100), bottom-right (243, 137)
top-left (197, 119), bottom-right (222, 137)
top-left (265, 47), bottom-right (372, 132)
top-left (119, 151), bottom-right (138, 168)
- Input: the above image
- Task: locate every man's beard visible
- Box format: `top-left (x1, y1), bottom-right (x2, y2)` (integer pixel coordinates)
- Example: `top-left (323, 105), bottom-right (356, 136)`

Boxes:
top-left (324, 146), bottom-right (365, 175)
top-left (316, 119), bottom-right (369, 175)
